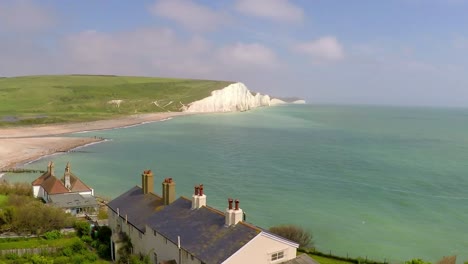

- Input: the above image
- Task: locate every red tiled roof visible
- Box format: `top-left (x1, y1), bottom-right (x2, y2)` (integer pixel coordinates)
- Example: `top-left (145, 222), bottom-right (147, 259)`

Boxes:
top-left (68, 174), bottom-right (92, 192)
top-left (32, 172), bottom-right (51, 186)
top-left (41, 175), bottom-right (69, 194)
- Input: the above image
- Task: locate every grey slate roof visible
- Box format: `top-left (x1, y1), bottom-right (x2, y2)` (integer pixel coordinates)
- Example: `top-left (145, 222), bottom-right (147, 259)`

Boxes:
top-left (48, 193), bottom-right (98, 208)
top-left (107, 186), bottom-right (164, 232)
top-left (281, 254), bottom-right (319, 264)
top-left (147, 197), bottom-right (261, 264)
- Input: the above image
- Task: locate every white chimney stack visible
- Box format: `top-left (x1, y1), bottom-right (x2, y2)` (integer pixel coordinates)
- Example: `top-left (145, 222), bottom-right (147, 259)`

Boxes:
top-left (225, 198), bottom-right (243, 226)
top-left (191, 184), bottom-right (206, 209)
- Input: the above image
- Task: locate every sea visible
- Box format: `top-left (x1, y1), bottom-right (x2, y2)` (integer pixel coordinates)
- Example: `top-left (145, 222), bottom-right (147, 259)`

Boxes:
top-left (4, 104), bottom-right (468, 263)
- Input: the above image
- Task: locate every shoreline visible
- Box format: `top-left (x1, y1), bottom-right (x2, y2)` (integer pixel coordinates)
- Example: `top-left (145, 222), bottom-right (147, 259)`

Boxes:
top-left (0, 112), bottom-right (194, 170)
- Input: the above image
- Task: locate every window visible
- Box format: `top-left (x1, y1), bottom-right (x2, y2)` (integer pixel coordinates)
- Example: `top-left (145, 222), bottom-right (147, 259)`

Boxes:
top-left (153, 253), bottom-right (158, 264)
top-left (271, 251), bottom-right (284, 262)
top-left (165, 238), bottom-right (167, 244)
top-left (153, 230), bottom-right (157, 236)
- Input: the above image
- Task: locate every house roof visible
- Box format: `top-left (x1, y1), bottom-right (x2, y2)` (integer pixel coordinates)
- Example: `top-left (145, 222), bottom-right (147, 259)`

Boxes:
top-left (41, 175), bottom-right (69, 194)
top-left (64, 173), bottom-right (93, 192)
top-left (31, 162), bottom-right (93, 195)
top-left (48, 193), bottom-right (98, 208)
top-left (106, 186), bottom-right (165, 232)
top-left (281, 254), bottom-right (319, 264)
top-left (146, 197), bottom-right (261, 264)
top-left (31, 172), bottom-right (50, 186)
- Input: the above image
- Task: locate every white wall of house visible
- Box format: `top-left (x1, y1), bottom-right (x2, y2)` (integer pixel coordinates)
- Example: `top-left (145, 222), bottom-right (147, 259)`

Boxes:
top-left (32, 186), bottom-right (40, 198)
top-left (222, 232), bottom-right (298, 264)
top-left (143, 225), bottom-right (202, 264)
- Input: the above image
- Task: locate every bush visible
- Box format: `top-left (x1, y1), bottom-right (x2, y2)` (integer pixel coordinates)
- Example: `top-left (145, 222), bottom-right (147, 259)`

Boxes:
top-left (53, 256), bottom-right (71, 264)
top-left (73, 221), bottom-right (90, 238)
top-left (98, 243), bottom-right (111, 259)
top-left (71, 239), bottom-right (86, 252)
top-left (43, 230), bottom-right (62, 240)
top-left (81, 234), bottom-right (93, 243)
top-left (405, 259), bottom-right (431, 264)
top-left (60, 247), bottom-right (74, 257)
top-left (269, 224), bottom-right (313, 248)
top-left (97, 226), bottom-right (112, 244)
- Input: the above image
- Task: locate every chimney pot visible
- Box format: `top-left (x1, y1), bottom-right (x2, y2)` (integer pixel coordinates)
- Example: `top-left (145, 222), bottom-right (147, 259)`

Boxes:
top-left (194, 186), bottom-right (199, 195)
top-left (228, 198), bottom-right (233, 210)
top-left (235, 199), bottom-right (239, 210)
top-left (199, 184), bottom-right (204, 196)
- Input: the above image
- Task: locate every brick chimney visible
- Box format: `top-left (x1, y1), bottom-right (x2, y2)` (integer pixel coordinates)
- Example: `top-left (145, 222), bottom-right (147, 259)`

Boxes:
top-left (141, 170), bottom-right (154, 194)
top-left (225, 198), bottom-right (243, 226)
top-left (63, 162), bottom-right (71, 190)
top-left (162, 178), bottom-right (176, 205)
top-left (232, 199), bottom-right (243, 225)
top-left (225, 198), bottom-right (234, 226)
top-left (191, 184), bottom-right (206, 209)
top-left (47, 161), bottom-right (55, 176)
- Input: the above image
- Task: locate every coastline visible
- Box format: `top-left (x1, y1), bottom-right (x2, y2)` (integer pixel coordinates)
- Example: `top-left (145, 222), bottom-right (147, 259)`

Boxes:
top-left (0, 112), bottom-right (193, 170)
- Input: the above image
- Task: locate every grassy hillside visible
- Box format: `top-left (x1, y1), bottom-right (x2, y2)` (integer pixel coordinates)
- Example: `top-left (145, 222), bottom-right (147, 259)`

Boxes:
top-left (0, 75), bottom-right (233, 126)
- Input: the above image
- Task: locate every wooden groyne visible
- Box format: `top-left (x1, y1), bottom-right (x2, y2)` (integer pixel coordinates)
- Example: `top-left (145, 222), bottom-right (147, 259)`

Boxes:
top-left (0, 168), bottom-right (45, 174)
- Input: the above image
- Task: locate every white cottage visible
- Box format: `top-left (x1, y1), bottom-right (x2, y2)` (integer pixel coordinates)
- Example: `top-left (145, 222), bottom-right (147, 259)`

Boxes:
top-left (32, 161), bottom-right (98, 216)
top-left (107, 170), bottom-right (316, 264)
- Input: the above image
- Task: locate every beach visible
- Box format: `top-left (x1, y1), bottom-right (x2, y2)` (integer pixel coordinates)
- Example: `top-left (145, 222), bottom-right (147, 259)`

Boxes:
top-left (0, 112), bottom-right (190, 170)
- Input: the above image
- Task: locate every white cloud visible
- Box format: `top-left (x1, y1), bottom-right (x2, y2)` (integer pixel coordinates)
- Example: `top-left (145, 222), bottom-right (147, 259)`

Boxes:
top-left (216, 42), bottom-right (279, 68)
top-left (0, 0), bottom-right (55, 32)
top-left (294, 36), bottom-right (345, 61)
top-left (149, 0), bottom-right (226, 32)
top-left (60, 28), bottom-right (215, 77)
top-left (235, 0), bottom-right (303, 22)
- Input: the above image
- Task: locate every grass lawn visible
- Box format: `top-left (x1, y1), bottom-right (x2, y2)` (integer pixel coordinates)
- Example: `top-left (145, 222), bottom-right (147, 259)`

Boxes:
top-left (0, 236), bottom-right (80, 250)
top-left (0, 195), bottom-right (7, 207)
top-left (0, 75), bottom-right (233, 126)
top-left (310, 254), bottom-right (355, 264)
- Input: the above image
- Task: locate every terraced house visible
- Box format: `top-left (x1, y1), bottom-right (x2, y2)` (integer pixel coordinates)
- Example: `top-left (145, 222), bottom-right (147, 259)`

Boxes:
top-left (32, 161), bottom-right (98, 216)
top-left (108, 170), bottom-right (315, 264)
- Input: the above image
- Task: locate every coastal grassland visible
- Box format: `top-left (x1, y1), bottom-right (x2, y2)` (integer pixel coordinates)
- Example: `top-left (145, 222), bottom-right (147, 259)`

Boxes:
top-left (0, 236), bottom-right (79, 250)
top-left (0, 75), bottom-right (232, 126)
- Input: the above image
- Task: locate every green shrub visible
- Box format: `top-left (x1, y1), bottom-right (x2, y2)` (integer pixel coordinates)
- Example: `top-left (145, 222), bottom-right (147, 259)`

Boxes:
top-left (4, 253), bottom-right (19, 260)
top-left (269, 224), bottom-right (313, 248)
top-left (53, 256), bottom-right (71, 264)
top-left (81, 235), bottom-right (93, 243)
top-left (70, 254), bottom-right (85, 264)
top-left (73, 221), bottom-right (90, 238)
top-left (43, 230), bottom-right (62, 240)
top-left (31, 255), bottom-right (53, 264)
top-left (97, 226), bottom-right (112, 244)
top-left (60, 247), bottom-right (74, 257)
top-left (98, 243), bottom-right (111, 259)
top-left (71, 239), bottom-right (86, 252)
top-left (405, 259), bottom-right (431, 264)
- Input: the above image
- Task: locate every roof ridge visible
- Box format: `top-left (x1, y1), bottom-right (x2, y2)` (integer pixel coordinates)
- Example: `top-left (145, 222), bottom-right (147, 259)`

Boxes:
top-left (239, 221), bottom-right (261, 232)
top-left (202, 205), bottom-right (225, 216)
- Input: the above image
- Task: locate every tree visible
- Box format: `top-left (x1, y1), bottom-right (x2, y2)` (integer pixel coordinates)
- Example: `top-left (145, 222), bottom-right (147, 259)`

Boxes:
top-left (269, 224), bottom-right (313, 248)
top-left (74, 220), bottom-right (90, 238)
top-left (405, 259), bottom-right (431, 264)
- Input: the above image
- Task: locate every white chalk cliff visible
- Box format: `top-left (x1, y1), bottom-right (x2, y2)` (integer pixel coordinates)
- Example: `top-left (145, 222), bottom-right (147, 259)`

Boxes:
top-left (184, 82), bottom-right (285, 113)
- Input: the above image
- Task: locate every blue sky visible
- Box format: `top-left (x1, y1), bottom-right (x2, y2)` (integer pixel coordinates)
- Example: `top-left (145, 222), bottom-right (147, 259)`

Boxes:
top-left (1, 0), bottom-right (468, 107)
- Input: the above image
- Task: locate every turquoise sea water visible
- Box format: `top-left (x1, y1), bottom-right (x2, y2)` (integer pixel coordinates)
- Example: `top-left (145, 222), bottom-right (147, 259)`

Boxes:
top-left (6, 105), bottom-right (468, 262)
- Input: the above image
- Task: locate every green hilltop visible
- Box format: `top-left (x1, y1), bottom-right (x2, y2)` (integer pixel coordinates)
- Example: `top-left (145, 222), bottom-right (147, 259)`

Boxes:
top-left (0, 75), bottom-right (233, 126)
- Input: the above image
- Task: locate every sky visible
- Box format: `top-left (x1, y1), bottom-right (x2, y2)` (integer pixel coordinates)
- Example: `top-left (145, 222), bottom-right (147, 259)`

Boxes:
top-left (1, 0), bottom-right (468, 107)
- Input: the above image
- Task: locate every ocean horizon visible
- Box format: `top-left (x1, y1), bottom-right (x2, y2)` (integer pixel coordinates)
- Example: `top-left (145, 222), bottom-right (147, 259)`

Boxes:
top-left (5, 104), bottom-right (468, 263)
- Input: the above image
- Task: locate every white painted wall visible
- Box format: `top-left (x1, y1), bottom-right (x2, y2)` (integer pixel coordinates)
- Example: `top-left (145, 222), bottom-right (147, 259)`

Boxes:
top-left (223, 232), bottom-right (297, 264)
top-left (32, 186), bottom-right (40, 198)
top-left (143, 225), bottom-right (202, 264)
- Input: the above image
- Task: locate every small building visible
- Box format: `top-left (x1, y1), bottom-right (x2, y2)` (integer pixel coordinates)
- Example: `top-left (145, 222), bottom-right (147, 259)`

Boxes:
top-left (32, 161), bottom-right (98, 216)
top-left (108, 170), bottom-right (316, 264)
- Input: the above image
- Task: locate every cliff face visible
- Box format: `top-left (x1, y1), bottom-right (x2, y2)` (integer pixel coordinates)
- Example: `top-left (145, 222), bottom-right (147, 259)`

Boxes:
top-left (184, 82), bottom-right (284, 112)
